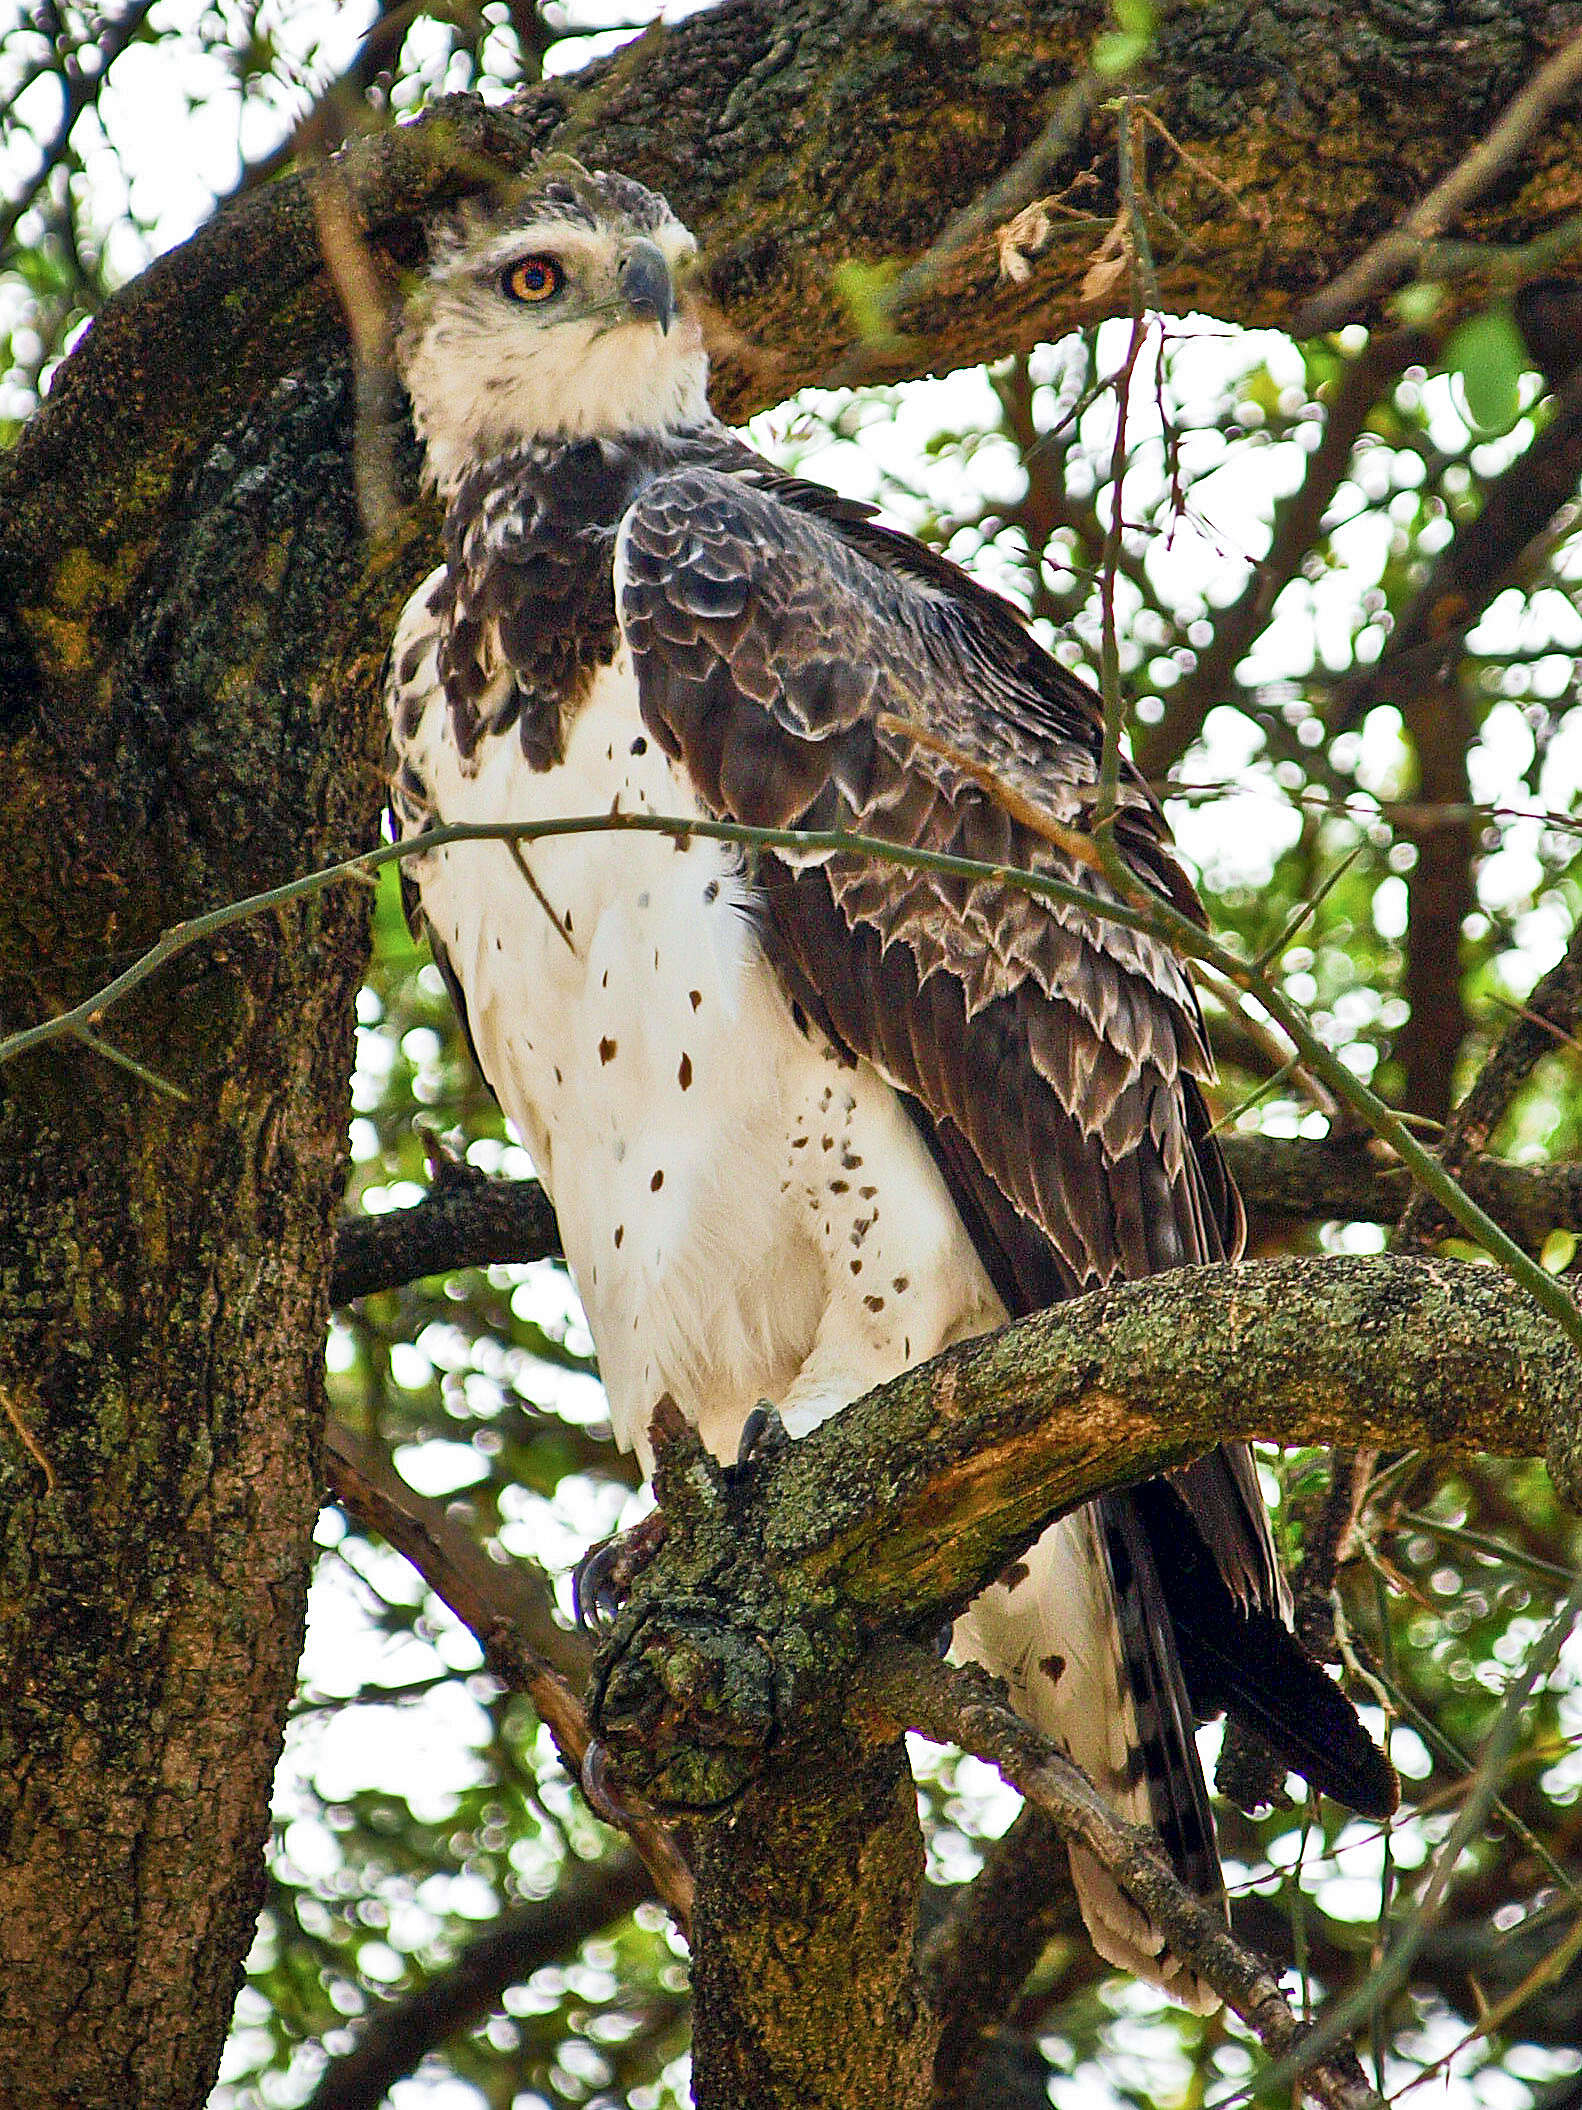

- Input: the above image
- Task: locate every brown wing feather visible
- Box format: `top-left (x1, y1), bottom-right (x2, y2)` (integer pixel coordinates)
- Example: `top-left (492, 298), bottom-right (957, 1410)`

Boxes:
top-left (617, 458), bottom-right (1405, 1824)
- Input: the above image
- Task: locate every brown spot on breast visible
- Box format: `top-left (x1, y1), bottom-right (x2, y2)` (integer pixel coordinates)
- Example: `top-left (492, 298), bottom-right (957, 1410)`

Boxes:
top-left (689, 989), bottom-right (702, 1010)
top-left (650, 1169), bottom-right (664, 1191)
top-left (864, 1294), bottom-right (885, 1313)
top-left (1040, 1653), bottom-right (1066, 1687)
top-left (829, 1179), bottom-right (848, 1194)
top-left (1000, 1560), bottom-right (1031, 1592)
top-left (849, 1259), bottom-right (862, 1275)
top-left (678, 1052), bottom-right (692, 1089)
top-left (599, 1036), bottom-right (618, 1064)
top-left (614, 1225), bottom-right (625, 1248)
top-left (892, 1275), bottom-right (910, 1293)
top-left (859, 1185), bottom-right (877, 1200)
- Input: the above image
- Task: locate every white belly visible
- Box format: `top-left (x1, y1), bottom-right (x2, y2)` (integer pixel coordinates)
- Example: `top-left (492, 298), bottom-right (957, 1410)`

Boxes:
top-left (399, 646), bottom-right (1004, 1465)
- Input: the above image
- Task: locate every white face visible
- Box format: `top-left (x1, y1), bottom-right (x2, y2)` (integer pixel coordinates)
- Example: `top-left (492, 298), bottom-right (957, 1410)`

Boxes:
top-left (398, 204), bottom-right (709, 492)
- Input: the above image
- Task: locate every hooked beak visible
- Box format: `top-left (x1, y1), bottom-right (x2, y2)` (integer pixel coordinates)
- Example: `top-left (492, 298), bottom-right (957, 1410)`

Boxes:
top-left (618, 240), bottom-right (675, 335)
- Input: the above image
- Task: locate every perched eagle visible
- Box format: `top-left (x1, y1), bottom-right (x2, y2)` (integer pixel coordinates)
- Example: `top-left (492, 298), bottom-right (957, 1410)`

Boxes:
top-left (386, 162), bottom-right (1396, 2005)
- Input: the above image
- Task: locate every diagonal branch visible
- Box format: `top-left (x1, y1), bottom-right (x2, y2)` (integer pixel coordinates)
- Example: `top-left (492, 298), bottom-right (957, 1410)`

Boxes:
top-left (303, 1847), bottom-right (655, 2110)
top-left (1397, 917), bottom-right (1582, 1249)
top-left (1294, 26), bottom-right (1582, 334)
top-left (322, 1424), bottom-right (694, 1929)
top-left (867, 1646), bottom-right (1385, 2110)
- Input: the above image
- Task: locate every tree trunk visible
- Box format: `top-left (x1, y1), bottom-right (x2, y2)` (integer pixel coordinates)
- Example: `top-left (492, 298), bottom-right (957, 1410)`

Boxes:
top-left (0, 361), bottom-right (405, 2104)
top-left (4, 3), bottom-right (1582, 2103)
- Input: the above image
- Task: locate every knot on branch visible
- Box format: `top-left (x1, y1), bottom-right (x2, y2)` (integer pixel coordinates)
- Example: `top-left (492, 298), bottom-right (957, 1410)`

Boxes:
top-left (593, 1597), bottom-right (781, 1810)
top-left (588, 1401), bottom-right (855, 1814)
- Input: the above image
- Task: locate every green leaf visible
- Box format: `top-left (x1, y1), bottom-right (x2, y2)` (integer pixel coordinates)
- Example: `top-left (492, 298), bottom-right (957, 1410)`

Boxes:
top-left (1443, 303), bottom-right (1528, 434)
top-left (830, 259), bottom-right (903, 348)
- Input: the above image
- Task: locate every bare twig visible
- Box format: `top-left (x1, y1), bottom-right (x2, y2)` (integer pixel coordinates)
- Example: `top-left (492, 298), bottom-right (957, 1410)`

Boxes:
top-left (1295, 28), bottom-right (1582, 333)
top-left (1396, 917), bottom-right (1582, 1249)
top-left (831, 66), bottom-right (1101, 375)
top-left (0, 0), bottom-right (160, 261)
top-left (866, 1645), bottom-right (1386, 2110)
top-left (1138, 330), bottom-right (1419, 782)
top-left (1330, 361), bottom-right (1582, 732)
top-left (310, 163), bottom-right (404, 541)
top-left (1237, 1574), bottom-right (1582, 2102)
top-left (14, 799), bottom-right (1582, 1358)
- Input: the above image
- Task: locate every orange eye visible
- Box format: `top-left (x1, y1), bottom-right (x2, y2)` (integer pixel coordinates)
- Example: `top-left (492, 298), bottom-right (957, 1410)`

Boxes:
top-left (502, 255), bottom-right (564, 304)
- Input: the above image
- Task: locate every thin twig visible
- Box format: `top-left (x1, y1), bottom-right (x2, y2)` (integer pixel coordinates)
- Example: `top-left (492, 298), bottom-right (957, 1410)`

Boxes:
top-left (15, 799), bottom-right (1582, 1358)
top-left (1234, 1575), bottom-right (1582, 2103)
top-left (0, 811), bottom-right (1156, 1073)
top-left (1295, 28), bottom-right (1582, 332)
top-left (1396, 918), bottom-right (1582, 1249)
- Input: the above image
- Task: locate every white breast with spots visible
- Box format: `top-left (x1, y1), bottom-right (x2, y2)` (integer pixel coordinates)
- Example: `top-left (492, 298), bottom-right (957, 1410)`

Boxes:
top-left (389, 566), bottom-right (1195, 2003)
top-left (389, 569), bottom-right (1004, 1468)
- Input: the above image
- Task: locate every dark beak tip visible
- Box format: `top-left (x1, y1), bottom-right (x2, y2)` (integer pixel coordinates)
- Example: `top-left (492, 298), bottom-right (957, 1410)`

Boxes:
top-left (620, 245), bottom-right (675, 335)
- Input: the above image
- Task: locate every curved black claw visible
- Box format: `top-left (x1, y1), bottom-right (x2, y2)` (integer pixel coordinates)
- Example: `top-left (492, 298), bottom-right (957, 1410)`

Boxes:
top-left (580, 1737), bottom-right (631, 1826)
top-left (572, 1510), bottom-right (670, 1634)
top-left (572, 1538), bottom-right (626, 1635)
top-left (725, 1400), bottom-right (791, 1488)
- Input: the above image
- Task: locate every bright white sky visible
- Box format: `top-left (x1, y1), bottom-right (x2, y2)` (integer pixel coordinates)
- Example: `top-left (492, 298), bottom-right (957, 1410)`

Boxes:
top-left (4, 9), bottom-right (1580, 2107)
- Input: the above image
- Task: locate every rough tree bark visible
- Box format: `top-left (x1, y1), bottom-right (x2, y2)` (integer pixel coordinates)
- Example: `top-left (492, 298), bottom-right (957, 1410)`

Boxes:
top-left (4, 4), bottom-right (1582, 2107)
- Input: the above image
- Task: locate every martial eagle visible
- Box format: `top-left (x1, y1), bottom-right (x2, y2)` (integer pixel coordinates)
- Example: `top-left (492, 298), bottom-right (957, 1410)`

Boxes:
top-left (385, 162), bottom-right (1396, 2005)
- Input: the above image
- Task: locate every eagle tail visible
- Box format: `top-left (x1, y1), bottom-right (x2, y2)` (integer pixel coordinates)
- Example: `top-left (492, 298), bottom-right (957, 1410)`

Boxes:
top-left (1125, 1481), bottom-right (1401, 1822)
top-left (953, 1503), bottom-right (1224, 2013)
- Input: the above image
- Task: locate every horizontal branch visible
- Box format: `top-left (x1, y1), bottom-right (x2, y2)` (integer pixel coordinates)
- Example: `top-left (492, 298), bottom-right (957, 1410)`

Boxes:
top-left (330, 1157), bottom-right (561, 1302)
top-left (324, 1137), bottom-right (1582, 1309)
top-left (1223, 1133), bottom-right (1582, 1248)
top-left (755, 1254), bottom-right (1580, 1625)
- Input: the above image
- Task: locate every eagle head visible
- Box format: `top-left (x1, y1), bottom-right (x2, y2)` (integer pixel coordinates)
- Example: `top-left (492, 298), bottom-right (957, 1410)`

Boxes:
top-left (397, 159), bottom-right (708, 493)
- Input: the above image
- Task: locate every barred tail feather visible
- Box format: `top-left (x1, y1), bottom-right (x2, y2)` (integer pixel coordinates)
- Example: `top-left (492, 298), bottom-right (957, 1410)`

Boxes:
top-left (953, 1502), bottom-right (1223, 2013)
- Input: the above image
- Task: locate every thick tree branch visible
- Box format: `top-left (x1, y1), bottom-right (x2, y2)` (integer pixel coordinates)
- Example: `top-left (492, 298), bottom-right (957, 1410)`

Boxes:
top-left (1294, 23), bottom-right (1582, 335)
top-left (331, 1154), bottom-right (562, 1302)
top-left (10, 8), bottom-right (1582, 2103)
top-left (758, 1254), bottom-right (1578, 1629)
